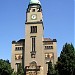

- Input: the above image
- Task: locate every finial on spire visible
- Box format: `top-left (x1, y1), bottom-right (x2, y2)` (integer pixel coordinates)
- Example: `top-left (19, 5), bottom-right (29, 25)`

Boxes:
top-left (30, 0), bottom-right (41, 5)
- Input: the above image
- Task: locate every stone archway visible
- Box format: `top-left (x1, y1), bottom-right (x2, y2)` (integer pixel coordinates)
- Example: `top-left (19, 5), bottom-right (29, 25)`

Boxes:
top-left (25, 61), bottom-right (40, 75)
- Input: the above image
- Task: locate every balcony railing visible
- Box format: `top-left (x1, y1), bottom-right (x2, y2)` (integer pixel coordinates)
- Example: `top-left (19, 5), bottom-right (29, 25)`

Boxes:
top-left (25, 66), bottom-right (40, 71)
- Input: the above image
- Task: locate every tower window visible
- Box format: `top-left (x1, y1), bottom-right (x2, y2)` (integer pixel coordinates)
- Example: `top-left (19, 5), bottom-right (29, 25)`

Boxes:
top-left (32, 9), bottom-right (35, 12)
top-left (32, 37), bottom-right (35, 52)
top-left (45, 53), bottom-right (53, 59)
top-left (31, 26), bottom-right (37, 33)
top-left (15, 47), bottom-right (23, 51)
top-left (45, 46), bottom-right (53, 49)
top-left (16, 63), bottom-right (21, 72)
top-left (30, 36), bottom-right (36, 58)
top-left (15, 54), bottom-right (22, 60)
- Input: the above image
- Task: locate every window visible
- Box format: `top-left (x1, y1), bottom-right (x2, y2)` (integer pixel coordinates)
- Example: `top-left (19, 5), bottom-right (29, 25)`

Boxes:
top-left (45, 46), bottom-right (53, 49)
top-left (30, 36), bottom-right (36, 58)
top-left (32, 9), bottom-right (35, 12)
top-left (31, 26), bottom-right (37, 33)
top-left (45, 53), bottom-right (53, 59)
top-left (15, 47), bottom-right (23, 51)
top-left (32, 37), bottom-right (35, 52)
top-left (31, 54), bottom-right (35, 58)
top-left (15, 54), bottom-right (22, 60)
top-left (16, 63), bottom-right (21, 72)
top-left (30, 61), bottom-right (37, 68)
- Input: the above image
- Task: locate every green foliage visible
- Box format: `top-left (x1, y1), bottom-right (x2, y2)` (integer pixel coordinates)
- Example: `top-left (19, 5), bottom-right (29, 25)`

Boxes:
top-left (47, 61), bottom-right (55, 75)
top-left (17, 63), bottom-right (24, 75)
top-left (0, 59), bottom-right (13, 75)
top-left (0, 59), bottom-right (24, 75)
top-left (11, 72), bottom-right (17, 75)
top-left (56, 43), bottom-right (75, 75)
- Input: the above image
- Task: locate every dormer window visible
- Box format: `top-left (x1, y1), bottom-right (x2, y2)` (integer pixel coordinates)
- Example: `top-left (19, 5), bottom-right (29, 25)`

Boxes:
top-left (32, 9), bottom-right (35, 12)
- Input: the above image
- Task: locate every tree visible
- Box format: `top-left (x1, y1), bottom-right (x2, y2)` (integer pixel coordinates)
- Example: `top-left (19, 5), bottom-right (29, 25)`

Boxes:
top-left (17, 63), bottom-right (24, 75)
top-left (0, 59), bottom-right (13, 75)
top-left (12, 72), bottom-right (17, 75)
top-left (56, 43), bottom-right (75, 75)
top-left (47, 61), bottom-right (55, 75)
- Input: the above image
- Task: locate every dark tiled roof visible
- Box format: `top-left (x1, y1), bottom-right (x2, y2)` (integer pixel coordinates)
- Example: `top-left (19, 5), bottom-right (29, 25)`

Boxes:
top-left (12, 39), bottom-right (25, 44)
top-left (17, 39), bottom-right (25, 43)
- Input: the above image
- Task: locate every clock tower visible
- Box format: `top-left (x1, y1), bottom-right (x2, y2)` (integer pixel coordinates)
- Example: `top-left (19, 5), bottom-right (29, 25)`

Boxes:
top-left (11, 0), bottom-right (57, 75)
top-left (25, 0), bottom-right (45, 75)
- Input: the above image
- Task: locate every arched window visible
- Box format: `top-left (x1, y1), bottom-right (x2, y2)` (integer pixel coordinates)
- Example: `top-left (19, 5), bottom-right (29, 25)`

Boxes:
top-left (30, 61), bottom-right (37, 68)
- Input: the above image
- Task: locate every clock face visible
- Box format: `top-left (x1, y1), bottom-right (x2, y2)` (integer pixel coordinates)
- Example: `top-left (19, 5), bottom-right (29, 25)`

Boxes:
top-left (31, 14), bottom-right (37, 20)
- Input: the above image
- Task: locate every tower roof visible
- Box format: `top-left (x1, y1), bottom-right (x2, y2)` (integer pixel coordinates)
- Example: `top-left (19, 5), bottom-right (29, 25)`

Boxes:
top-left (30, 0), bottom-right (41, 5)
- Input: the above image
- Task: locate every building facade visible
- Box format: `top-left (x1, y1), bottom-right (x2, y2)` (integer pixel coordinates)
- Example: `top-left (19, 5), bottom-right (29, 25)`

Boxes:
top-left (11, 0), bottom-right (57, 75)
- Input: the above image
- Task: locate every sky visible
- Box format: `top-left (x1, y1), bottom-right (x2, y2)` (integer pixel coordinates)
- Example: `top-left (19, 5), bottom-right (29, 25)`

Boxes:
top-left (0, 0), bottom-right (74, 61)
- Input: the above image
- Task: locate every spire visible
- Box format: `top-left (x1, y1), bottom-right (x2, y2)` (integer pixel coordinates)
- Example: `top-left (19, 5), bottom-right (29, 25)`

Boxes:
top-left (29, 0), bottom-right (41, 5)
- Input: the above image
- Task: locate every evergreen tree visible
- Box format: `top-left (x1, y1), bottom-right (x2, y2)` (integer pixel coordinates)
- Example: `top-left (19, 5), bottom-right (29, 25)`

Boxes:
top-left (47, 61), bottom-right (55, 75)
top-left (56, 43), bottom-right (75, 75)
top-left (17, 63), bottom-right (24, 75)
